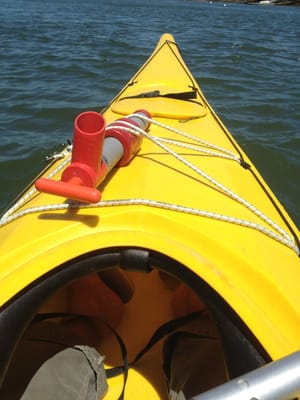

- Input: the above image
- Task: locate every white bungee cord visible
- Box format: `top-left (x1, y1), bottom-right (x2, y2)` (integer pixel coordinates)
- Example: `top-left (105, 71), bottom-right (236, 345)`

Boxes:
top-left (0, 114), bottom-right (298, 255)
top-left (109, 115), bottom-right (294, 245)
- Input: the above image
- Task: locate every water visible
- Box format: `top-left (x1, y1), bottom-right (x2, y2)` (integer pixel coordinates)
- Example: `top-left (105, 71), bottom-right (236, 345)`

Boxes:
top-left (0, 0), bottom-right (299, 227)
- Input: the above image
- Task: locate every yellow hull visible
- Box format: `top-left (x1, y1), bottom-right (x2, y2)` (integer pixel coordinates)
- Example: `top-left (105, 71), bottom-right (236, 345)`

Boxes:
top-left (0, 34), bottom-right (299, 398)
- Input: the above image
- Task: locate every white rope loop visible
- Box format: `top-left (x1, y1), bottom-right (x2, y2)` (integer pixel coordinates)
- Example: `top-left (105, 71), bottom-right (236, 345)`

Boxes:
top-left (128, 113), bottom-right (240, 160)
top-left (154, 137), bottom-right (240, 162)
top-left (0, 114), bottom-right (298, 255)
top-left (0, 199), bottom-right (298, 254)
top-left (120, 115), bottom-right (294, 246)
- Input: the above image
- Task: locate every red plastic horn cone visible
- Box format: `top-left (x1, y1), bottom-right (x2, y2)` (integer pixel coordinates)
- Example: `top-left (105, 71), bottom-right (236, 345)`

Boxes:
top-left (62, 111), bottom-right (106, 187)
top-left (35, 111), bottom-right (106, 203)
top-left (72, 111), bottom-right (106, 172)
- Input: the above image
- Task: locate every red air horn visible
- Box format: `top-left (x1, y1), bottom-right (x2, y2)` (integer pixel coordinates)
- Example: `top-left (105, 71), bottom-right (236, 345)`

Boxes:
top-left (35, 110), bottom-right (151, 203)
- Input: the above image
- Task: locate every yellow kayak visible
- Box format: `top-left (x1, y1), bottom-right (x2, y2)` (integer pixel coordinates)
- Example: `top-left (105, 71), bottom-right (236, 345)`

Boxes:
top-left (0, 33), bottom-right (299, 399)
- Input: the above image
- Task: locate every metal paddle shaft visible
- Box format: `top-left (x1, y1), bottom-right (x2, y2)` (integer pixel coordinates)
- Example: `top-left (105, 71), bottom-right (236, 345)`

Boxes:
top-left (192, 351), bottom-right (300, 400)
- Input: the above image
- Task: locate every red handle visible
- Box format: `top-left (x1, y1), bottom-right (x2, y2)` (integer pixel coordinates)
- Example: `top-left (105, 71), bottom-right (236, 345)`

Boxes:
top-left (35, 177), bottom-right (101, 203)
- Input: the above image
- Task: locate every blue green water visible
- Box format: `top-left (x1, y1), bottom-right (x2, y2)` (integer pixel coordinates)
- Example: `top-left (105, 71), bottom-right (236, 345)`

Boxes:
top-left (0, 0), bottom-right (299, 227)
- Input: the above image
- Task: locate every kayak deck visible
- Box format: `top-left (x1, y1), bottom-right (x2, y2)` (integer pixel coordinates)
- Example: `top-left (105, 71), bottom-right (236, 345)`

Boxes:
top-left (0, 33), bottom-right (300, 399)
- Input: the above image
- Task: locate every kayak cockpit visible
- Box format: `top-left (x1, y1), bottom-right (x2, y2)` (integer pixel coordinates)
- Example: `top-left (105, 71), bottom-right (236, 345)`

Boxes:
top-left (0, 248), bottom-right (267, 399)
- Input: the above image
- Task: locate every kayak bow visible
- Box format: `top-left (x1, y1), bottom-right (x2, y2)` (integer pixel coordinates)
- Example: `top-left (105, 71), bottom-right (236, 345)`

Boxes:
top-left (0, 33), bottom-right (299, 399)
